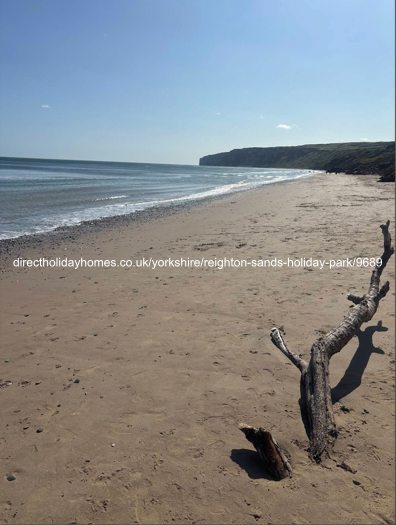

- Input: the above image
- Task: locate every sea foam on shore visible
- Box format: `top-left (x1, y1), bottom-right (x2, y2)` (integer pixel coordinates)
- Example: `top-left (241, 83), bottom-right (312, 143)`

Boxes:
top-left (0, 157), bottom-right (318, 239)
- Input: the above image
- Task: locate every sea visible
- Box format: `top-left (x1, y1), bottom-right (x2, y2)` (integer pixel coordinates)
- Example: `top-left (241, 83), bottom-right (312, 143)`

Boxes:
top-left (0, 157), bottom-right (316, 239)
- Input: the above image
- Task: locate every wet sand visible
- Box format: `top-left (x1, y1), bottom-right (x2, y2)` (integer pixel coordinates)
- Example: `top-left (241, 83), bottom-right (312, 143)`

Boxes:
top-left (0, 173), bottom-right (394, 524)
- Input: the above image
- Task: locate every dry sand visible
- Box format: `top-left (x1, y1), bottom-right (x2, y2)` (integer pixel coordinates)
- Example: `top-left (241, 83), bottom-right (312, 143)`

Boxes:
top-left (0, 173), bottom-right (394, 524)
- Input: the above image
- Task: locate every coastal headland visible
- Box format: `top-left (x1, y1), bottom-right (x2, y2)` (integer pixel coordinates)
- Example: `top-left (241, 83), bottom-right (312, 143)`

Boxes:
top-left (199, 142), bottom-right (395, 182)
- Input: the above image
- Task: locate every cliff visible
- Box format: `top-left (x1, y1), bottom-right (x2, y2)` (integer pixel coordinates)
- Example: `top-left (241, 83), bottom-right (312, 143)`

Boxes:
top-left (199, 142), bottom-right (395, 182)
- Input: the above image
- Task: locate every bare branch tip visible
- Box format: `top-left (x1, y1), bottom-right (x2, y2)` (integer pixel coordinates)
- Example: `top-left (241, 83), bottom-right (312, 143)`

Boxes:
top-left (346, 294), bottom-right (364, 305)
top-left (238, 423), bottom-right (258, 438)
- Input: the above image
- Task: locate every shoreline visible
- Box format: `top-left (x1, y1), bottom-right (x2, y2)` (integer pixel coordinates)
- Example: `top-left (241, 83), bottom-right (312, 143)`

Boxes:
top-left (0, 172), bottom-right (320, 260)
top-left (1, 173), bottom-right (394, 524)
top-left (1, 162), bottom-right (320, 248)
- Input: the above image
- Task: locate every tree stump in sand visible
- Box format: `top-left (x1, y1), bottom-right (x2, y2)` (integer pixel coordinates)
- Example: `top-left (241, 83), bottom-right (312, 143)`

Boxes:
top-left (238, 424), bottom-right (292, 480)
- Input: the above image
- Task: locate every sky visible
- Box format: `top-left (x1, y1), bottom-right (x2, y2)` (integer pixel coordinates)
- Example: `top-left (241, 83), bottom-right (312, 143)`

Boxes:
top-left (0, 0), bottom-right (394, 165)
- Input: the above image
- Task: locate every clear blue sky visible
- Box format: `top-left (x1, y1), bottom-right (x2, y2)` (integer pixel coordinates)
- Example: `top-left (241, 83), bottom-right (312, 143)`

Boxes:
top-left (0, 0), bottom-right (394, 164)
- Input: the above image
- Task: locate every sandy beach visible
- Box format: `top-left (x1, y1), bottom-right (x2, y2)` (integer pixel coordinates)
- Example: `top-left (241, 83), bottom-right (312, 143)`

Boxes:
top-left (0, 173), bottom-right (394, 524)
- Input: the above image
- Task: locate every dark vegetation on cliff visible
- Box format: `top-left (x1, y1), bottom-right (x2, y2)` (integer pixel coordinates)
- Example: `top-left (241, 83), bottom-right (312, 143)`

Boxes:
top-left (199, 142), bottom-right (395, 182)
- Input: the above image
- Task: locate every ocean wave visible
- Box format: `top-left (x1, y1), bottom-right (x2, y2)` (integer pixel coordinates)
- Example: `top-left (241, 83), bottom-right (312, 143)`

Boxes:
top-left (0, 168), bottom-right (318, 239)
top-left (94, 195), bottom-right (128, 201)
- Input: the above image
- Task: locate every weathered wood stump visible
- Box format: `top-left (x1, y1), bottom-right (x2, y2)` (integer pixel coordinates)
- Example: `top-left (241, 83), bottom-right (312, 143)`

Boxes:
top-left (238, 424), bottom-right (292, 480)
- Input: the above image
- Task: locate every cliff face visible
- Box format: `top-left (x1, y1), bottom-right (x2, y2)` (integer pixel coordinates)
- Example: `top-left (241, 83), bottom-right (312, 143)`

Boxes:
top-left (199, 142), bottom-right (395, 181)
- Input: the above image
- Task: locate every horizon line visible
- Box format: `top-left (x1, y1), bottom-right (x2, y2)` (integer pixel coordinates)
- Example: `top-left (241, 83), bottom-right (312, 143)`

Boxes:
top-left (1, 139), bottom-right (394, 167)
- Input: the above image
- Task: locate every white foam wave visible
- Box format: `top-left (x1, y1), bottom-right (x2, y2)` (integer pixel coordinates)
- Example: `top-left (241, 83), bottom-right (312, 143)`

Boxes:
top-left (0, 169), bottom-right (319, 239)
top-left (94, 195), bottom-right (128, 201)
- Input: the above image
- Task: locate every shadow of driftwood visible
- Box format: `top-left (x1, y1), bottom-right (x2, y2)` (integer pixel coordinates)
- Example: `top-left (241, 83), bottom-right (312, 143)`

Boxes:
top-left (331, 321), bottom-right (387, 403)
top-left (296, 321), bottom-right (387, 438)
top-left (230, 449), bottom-right (275, 480)
top-left (235, 322), bottom-right (387, 466)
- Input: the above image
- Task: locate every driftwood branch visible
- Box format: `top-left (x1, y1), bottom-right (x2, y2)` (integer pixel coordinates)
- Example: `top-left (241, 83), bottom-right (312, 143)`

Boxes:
top-left (240, 221), bottom-right (394, 467)
top-left (346, 294), bottom-right (364, 305)
top-left (238, 424), bottom-right (292, 480)
top-left (323, 220), bottom-right (393, 361)
top-left (270, 328), bottom-right (307, 373)
top-left (293, 221), bottom-right (392, 461)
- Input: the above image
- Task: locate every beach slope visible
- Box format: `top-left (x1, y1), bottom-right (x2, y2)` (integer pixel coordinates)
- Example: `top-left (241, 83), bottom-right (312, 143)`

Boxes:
top-left (0, 174), bottom-right (394, 524)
